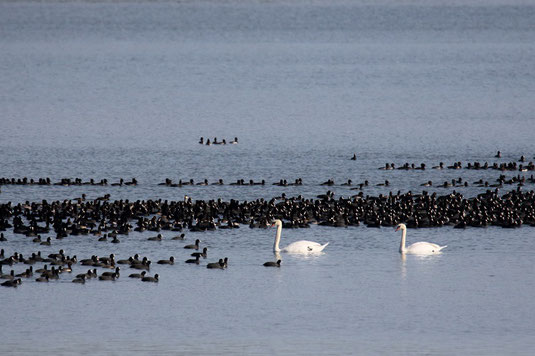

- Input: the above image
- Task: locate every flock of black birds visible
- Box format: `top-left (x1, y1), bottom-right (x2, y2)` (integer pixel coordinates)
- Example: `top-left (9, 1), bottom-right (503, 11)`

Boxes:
top-left (2, 151), bottom-right (534, 287)
top-left (0, 231), bottom-right (232, 288)
top-left (0, 185), bottom-right (533, 235)
top-left (1, 173), bottom-right (535, 190)
top-left (377, 159), bottom-right (535, 172)
top-left (1, 151), bottom-right (534, 190)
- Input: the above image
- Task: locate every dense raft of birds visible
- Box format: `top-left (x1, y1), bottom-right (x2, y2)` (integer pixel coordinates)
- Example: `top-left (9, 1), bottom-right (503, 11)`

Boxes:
top-left (1, 188), bottom-right (534, 236)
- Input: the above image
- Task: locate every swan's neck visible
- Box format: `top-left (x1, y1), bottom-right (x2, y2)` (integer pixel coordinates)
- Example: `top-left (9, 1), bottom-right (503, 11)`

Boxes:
top-left (273, 224), bottom-right (282, 252)
top-left (399, 227), bottom-right (407, 254)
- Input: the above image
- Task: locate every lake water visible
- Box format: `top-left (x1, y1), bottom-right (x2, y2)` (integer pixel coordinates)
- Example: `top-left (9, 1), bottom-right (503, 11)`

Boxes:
top-left (1, 0), bottom-right (535, 354)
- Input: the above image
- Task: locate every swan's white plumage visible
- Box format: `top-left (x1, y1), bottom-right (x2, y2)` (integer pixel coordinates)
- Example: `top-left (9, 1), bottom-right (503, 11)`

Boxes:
top-left (396, 223), bottom-right (447, 255)
top-left (282, 240), bottom-right (328, 253)
top-left (272, 220), bottom-right (328, 254)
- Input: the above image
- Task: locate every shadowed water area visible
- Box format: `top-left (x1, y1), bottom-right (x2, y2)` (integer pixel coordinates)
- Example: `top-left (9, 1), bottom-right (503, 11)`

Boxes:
top-left (1, 0), bottom-right (535, 354)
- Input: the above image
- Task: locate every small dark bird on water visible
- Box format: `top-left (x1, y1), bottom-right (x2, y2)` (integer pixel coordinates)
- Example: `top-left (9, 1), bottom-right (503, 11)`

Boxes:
top-left (263, 260), bottom-right (281, 267)
top-left (141, 274), bottom-right (159, 282)
top-left (184, 239), bottom-right (201, 250)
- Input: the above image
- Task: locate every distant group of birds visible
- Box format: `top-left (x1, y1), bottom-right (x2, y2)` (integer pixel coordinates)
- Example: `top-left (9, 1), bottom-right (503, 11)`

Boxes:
top-left (376, 160), bottom-right (535, 172)
top-left (350, 150), bottom-right (535, 173)
top-left (3, 174), bottom-right (534, 191)
top-left (2, 150), bottom-right (533, 189)
top-left (0, 178), bottom-right (136, 187)
top-left (420, 174), bottom-right (535, 189)
top-left (158, 178), bottom-right (305, 187)
top-left (199, 137), bottom-right (238, 145)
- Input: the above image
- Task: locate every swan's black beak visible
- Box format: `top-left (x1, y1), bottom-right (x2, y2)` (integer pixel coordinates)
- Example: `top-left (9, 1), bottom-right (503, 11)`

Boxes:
top-left (395, 226), bottom-right (400, 232)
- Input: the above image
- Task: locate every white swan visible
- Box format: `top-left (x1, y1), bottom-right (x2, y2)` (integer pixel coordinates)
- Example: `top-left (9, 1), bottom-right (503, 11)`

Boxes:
top-left (395, 223), bottom-right (447, 255)
top-left (271, 219), bottom-right (329, 254)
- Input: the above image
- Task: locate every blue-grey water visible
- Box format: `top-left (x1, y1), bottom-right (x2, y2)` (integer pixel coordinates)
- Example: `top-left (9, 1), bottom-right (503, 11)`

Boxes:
top-left (1, 0), bottom-right (535, 354)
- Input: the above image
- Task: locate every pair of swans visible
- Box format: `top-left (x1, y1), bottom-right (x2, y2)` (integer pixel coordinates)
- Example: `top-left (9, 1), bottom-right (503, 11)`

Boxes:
top-left (270, 220), bottom-right (446, 255)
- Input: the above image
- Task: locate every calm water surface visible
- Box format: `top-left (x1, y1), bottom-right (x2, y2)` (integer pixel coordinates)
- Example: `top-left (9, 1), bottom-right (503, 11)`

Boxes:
top-left (1, 0), bottom-right (535, 354)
